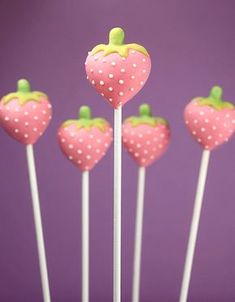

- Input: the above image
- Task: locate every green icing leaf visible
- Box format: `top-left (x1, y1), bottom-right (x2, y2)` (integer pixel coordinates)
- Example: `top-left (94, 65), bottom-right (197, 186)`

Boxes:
top-left (124, 104), bottom-right (168, 127)
top-left (62, 106), bottom-right (109, 132)
top-left (90, 27), bottom-right (149, 58)
top-left (2, 79), bottom-right (47, 105)
top-left (197, 86), bottom-right (234, 110)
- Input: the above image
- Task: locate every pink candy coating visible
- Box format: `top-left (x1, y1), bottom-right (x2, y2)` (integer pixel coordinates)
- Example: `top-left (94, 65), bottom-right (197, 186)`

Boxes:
top-left (0, 97), bottom-right (52, 145)
top-left (58, 124), bottom-right (113, 171)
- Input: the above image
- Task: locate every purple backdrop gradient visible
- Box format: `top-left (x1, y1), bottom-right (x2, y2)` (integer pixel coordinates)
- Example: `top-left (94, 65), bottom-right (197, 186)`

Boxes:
top-left (0, 0), bottom-right (234, 301)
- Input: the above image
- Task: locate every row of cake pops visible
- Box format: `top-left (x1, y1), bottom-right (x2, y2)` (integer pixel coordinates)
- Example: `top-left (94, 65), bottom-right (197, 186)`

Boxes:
top-left (0, 78), bottom-right (234, 302)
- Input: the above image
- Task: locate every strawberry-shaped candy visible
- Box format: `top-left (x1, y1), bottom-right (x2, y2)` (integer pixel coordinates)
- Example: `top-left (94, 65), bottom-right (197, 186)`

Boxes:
top-left (122, 104), bottom-right (170, 167)
top-left (184, 86), bottom-right (235, 150)
top-left (58, 106), bottom-right (113, 171)
top-left (0, 79), bottom-right (52, 145)
top-left (85, 27), bottom-right (151, 109)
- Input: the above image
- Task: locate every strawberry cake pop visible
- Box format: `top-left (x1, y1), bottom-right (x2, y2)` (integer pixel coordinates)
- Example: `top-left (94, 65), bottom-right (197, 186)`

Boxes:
top-left (0, 79), bottom-right (52, 302)
top-left (179, 86), bottom-right (235, 302)
top-left (85, 27), bottom-right (151, 302)
top-left (122, 104), bottom-right (170, 302)
top-left (0, 79), bottom-right (52, 144)
top-left (122, 104), bottom-right (171, 167)
top-left (184, 86), bottom-right (235, 150)
top-left (85, 27), bottom-right (151, 109)
top-left (58, 105), bottom-right (113, 171)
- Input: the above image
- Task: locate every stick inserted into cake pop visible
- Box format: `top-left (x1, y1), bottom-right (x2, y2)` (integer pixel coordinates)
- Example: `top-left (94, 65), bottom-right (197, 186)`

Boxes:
top-left (0, 79), bottom-right (52, 302)
top-left (180, 86), bottom-right (235, 302)
top-left (122, 104), bottom-right (170, 302)
top-left (85, 28), bottom-right (151, 302)
top-left (57, 106), bottom-right (113, 302)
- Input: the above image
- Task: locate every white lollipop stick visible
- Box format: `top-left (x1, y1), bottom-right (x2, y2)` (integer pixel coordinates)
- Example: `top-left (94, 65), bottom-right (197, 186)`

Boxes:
top-left (132, 166), bottom-right (146, 302)
top-left (26, 144), bottom-right (51, 302)
top-left (82, 170), bottom-right (89, 302)
top-left (113, 107), bottom-right (122, 302)
top-left (179, 149), bottom-right (210, 302)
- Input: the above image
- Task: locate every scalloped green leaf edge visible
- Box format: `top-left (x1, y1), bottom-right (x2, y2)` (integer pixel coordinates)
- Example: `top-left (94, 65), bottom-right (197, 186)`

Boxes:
top-left (197, 86), bottom-right (234, 110)
top-left (2, 79), bottom-right (47, 106)
top-left (90, 27), bottom-right (149, 58)
top-left (124, 104), bottom-right (168, 127)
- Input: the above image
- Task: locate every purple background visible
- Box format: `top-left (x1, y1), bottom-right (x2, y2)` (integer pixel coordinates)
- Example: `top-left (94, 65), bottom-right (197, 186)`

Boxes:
top-left (0, 0), bottom-right (234, 301)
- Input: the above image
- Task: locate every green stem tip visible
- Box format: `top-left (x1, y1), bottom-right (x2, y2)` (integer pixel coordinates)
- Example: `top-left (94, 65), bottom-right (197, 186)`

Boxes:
top-left (210, 86), bottom-right (223, 101)
top-left (17, 79), bottom-right (31, 93)
top-left (139, 104), bottom-right (152, 117)
top-left (79, 106), bottom-right (91, 119)
top-left (109, 27), bottom-right (125, 46)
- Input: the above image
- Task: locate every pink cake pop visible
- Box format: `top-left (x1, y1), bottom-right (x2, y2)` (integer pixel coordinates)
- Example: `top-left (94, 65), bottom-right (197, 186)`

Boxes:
top-left (0, 79), bottom-right (52, 144)
top-left (58, 106), bottom-right (113, 171)
top-left (122, 104), bottom-right (170, 167)
top-left (179, 86), bottom-right (235, 302)
top-left (0, 79), bottom-right (52, 302)
top-left (85, 27), bottom-right (151, 109)
top-left (184, 86), bottom-right (235, 150)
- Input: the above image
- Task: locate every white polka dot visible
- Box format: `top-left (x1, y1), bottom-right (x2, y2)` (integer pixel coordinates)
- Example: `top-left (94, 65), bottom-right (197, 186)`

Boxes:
top-left (104, 143), bottom-right (108, 147)
top-left (111, 61), bottom-right (116, 66)
top-left (77, 149), bottom-right (82, 154)
top-left (142, 69), bottom-right (146, 73)
top-left (79, 138), bottom-right (83, 143)
top-left (121, 68), bottom-right (125, 73)
top-left (122, 57), bottom-right (126, 61)
top-left (131, 50), bottom-right (136, 54)
top-left (138, 133), bottom-right (143, 138)
top-left (130, 87), bottom-right (134, 92)
top-left (68, 144), bottom-right (74, 149)
top-left (48, 104), bottom-right (52, 109)
top-left (94, 56), bottom-right (98, 61)
top-left (100, 81), bottom-right (105, 86)
top-left (69, 156), bottom-right (73, 160)
top-left (133, 63), bottom-right (137, 68)
top-left (15, 108), bottom-right (19, 112)
top-left (137, 143), bottom-right (141, 148)
top-left (212, 125), bottom-right (216, 130)
top-left (197, 138), bottom-right (202, 143)
top-left (49, 116), bottom-right (52, 120)
top-left (91, 80), bottom-right (95, 85)
top-left (201, 128), bottom-right (205, 132)
top-left (150, 155), bottom-right (155, 160)
top-left (42, 121), bottom-right (46, 125)
top-left (134, 152), bottom-right (139, 157)
top-left (25, 122), bottom-right (29, 126)
top-left (144, 150), bottom-right (148, 154)
top-left (101, 93), bottom-right (104, 96)
top-left (4, 116), bottom-right (9, 121)
top-left (90, 68), bottom-right (94, 72)
top-left (32, 104), bottom-right (37, 109)
top-left (109, 74), bottom-right (114, 79)
top-left (42, 110), bottom-right (47, 115)
top-left (33, 128), bottom-right (37, 132)
top-left (24, 134), bottom-right (29, 138)
top-left (208, 135), bottom-right (212, 140)
top-left (119, 80), bottom-right (124, 84)
top-left (98, 70), bottom-right (103, 74)
top-left (146, 141), bottom-right (151, 145)
top-left (97, 138), bottom-right (101, 143)
top-left (205, 119), bottom-right (209, 123)
top-left (226, 114), bottom-right (230, 118)
top-left (130, 140), bottom-right (134, 144)
top-left (86, 155), bottom-right (91, 160)
top-left (119, 92), bottom-right (124, 96)
top-left (200, 111), bottom-right (205, 116)
top-left (140, 81), bottom-right (144, 86)
top-left (61, 138), bottom-right (65, 143)
top-left (14, 129), bottom-right (19, 133)
top-left (89, 134), bottom-right (94, 139)
top-left (131, 75), bottom-right (135, 79)
top-left (78, 160), bottom-right (82, 164)
top-left (96, 149), bottom-right (100, 154)
top-left (185, 120), bottom-right (189, 124)
top-left (192, 131), bottom-right (196, 135)
top-left (34, 116), bottom-right (39, 120)
top-left (24, 112), bottom-right (29, 116)
top-left (102, 58), bottom-right (106, 63)
top-left (108, 87), bottom-right (113, 92)
top-left (142, 58), bottom-right (146, 62)
top-left (87, 145), bottom-right (92, 149)
top-left (215, 141), bottom-right (219, 145)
